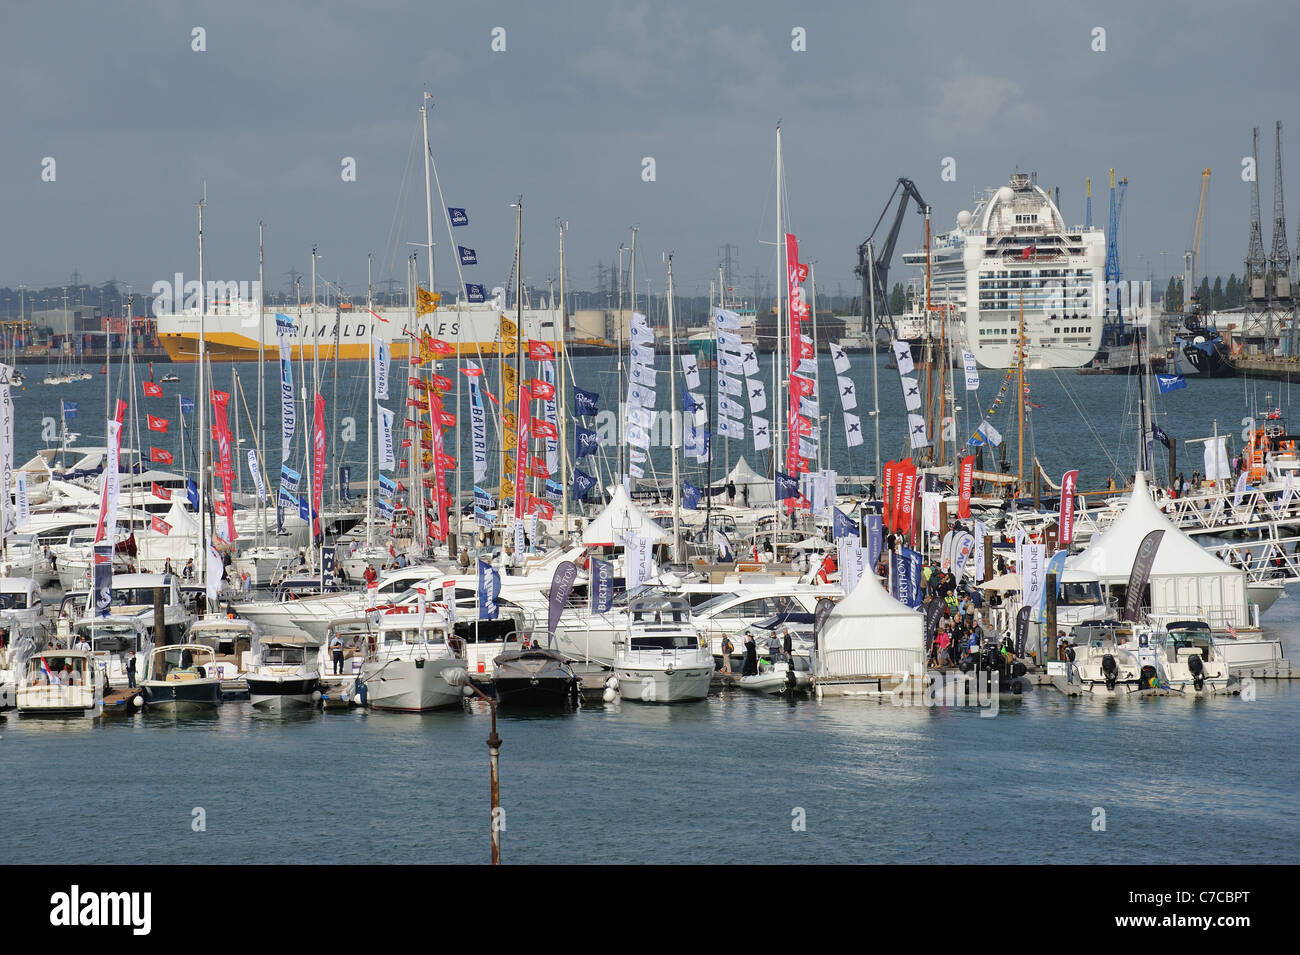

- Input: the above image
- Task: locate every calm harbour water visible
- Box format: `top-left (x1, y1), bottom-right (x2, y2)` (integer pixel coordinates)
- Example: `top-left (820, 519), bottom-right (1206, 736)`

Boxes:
top-left (3, 355), bottom-right (1298, 864)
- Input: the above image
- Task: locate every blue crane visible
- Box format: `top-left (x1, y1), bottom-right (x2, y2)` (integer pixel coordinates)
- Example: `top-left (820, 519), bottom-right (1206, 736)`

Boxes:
top-left (1103, 168), bottom-right (1128, 345)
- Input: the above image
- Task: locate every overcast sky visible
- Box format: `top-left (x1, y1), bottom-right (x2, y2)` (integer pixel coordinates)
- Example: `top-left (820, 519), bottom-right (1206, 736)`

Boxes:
top-left (3, 1), bottom-right (1298, 306)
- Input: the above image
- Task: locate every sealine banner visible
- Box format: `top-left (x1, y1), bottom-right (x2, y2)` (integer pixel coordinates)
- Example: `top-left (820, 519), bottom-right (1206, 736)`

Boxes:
top-left (1123, 529), bottom-right (1165, 622)
top-left (1059, 469), bottom-right (1080, 545)
top-left (0, 362), bottom-right (13, 536)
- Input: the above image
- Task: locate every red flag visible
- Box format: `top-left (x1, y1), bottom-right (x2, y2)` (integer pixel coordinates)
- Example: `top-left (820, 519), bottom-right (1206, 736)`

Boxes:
top-left (400, 438), bottom-right (412, 449)
top-left (395, 481), bottom-right (406, 493)
top-left (1021, 244), bottom-right (1037, 259)
top-left (150, 447), bottom-right (173, 465)
top-left (1059, 469), bottom-right (1080, 544)
top-left (151, 482), bottom-right (171, 501)
top-left (529, 455), bottom-right (549, 478)
top-left (532, 420), bottom-right (558, 440)
top-left (440, 453), bottom-right (457, 470)
top-left (214, 501), bottom-right (230, 517)
top-left (438, 411), bottom-right (456, 428)
top-left (958, 455), bottom-right (975, 519)
top-left (427, 338), bottom-right (455, 356)
top-left (527, 496), bottom-right (554, 519)
top-left (528, 340), bottom-right (556, 361)
top-left (407, 376), bottom-right (428, 391)
top-left (150, 515), bottom-right (171, 536)
top-left (460, 365), bottom-right (484, 378)
top-left (407, 398), bottom-right (424, 407)
top-left (143, 381), bottom-right (163, 398)
top-left (147, 414), bottom-right (169, 433)
top-left (790, 374), bottom-right (815, 397)
top-left (528, 379), bottom-right (556, 400)
top-left (898, 465), bottom-right (919, 539)
top-left (403, 417), bottom-right (418, 428)
top-left (882, 460), bottom-right (897, 531)
top-left (430, 374), bottom-right (453, 391)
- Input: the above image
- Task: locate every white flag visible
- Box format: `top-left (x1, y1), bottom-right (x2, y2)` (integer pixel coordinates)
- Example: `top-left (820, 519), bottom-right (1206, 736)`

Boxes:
top-left (377, 405), bottom-right (396, 470)
top-left (719, 395), bottom-right (745, 420)
top-left (799, 395), bottom-right (819, 418)
top-left (632, 343), bottom-right (655, 365)
top-left (680, 353), bottom-right (700, 389)
top-left (830, 341), bottom-right (851, 374)
top-left (741, 345), bottom-right (760, 377)
top-left (16, 470), bottom-right (30, 529)
top-left (718, 352), bottom-right (744, 376)
top-left (843, 412), bottom-right (864, 447)
top-left (836, 375), bottom-right (857, 411)
top-left (442, 579), bottom-right (457, 625)
top-left (627, 422), bottom-right (651, 448)
top-left (798, 436), bottom-right (818, 460)
top-left (752, 416), bottom-right (770, 451)
top-left (628, 384), bottom-right (656, 408)
top-left (907, 413), bottom-right (930, 449)
top-left (719, 374), bottom-right (742, 396)
top-left (893, 340), bottom-right (914, 375)
top-left (798, 357), bottom-right (818, 375)
top-left (746, 379), bottom-right (766, 413)
top-left (630, 449), bottom-right (647, 463)
top-left (631, 363), bottom-right (658, 386)
top-left (962, 350), bottom-right (980, 391)
top-left (718, 416), bottom-right (745, 440)
top-left (206, 544), bottom-right (224, 609)
top-left (247, 450), bottom-right (268, 503)
top-left (717, 329), bottom-right (743, 353)
top-left (977, 420), bottom-right (1002, 447)
top-left (714, 307), bottom-right (741, 331)
top-left (900, 376), bottom-right (922, 411)
top-left (628, 405), bottom-right (655, 431)
top-left (629, 323), bottom-right (654, 345)
top-left (921, 492), bottom-right (941, 532)
top-left (1232, 470), bottom-right (1249, 507)
top-left (1204, 436), bottom-right (1230, 480)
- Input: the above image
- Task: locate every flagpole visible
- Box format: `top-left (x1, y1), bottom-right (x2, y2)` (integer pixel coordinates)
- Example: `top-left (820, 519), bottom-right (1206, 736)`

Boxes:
top-left (666, 253), bottom-right (681, 563)
top-left (559, 220), bottom-right (569, 545)
top-left (774, 123), bottom-right (784, 539)
top-left (367, 253), bottom-right (375, 550)
top-left (196, 192), bottom-right (209, 602)
top-left (258, 222), bottom-right (267, 548)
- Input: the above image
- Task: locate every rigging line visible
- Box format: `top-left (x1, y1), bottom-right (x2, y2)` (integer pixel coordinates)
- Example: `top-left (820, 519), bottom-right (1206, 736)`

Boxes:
top-left (1048, 365), bottom-right (1123, 479)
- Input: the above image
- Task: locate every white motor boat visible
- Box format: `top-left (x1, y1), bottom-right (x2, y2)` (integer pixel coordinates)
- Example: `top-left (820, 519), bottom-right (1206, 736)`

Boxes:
top-left (246, 635), bottom-right (321, 710)
top-left (140, 644), bottom-right (223, 711)
top-left (1154, 623), bottom-right (1236, 695)
top-left (737, 658), bottom-right (812, 694)
top-left (358, 608), bottom-right (467, 712)
top-left (187, 615), bottom-right (258, 696)
top-left (16, 649), bottom-right (105, 717)
top-left (0, 577), bottom-right (48, 647)
top-left (1052, 622), bottom-right (1159, 698)
top-left (613, 594), bottom-right (713, 704)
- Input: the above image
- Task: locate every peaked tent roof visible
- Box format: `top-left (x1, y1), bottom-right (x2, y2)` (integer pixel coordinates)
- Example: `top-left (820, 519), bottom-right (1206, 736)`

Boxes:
top-left (818, 566), bottom-right (924, 654)
top-left (726, 457), bottom-right (768, 486)
top-left (582, 485), bottom-right (669, 545)
top-left (1067, 472), bottom-right (1242, 580)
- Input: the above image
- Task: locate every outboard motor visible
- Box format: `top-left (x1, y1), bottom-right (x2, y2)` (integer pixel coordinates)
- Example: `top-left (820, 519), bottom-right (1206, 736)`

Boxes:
top-left (1139, 664), bottom-right (1160, 690)
top-left (1187, 652), bottom-right (1206, 690)
top-left (1101, 653), bottom-right (1119, 690)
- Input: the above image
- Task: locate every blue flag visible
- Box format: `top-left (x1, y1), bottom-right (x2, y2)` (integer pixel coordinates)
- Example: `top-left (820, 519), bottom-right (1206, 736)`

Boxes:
top-left (458, 246), bottom-right (477, 266)
top-left (590, 558), bottom-right (614, 613)
top-left (1157, 374), bottom-right (1187, 394)
top-left (180, 396), bottom-right (195, 416)
top-left (473, 485), bottom-right (493, 511)
top-left (378, 474), bottom-right (396, 501)
top-left (573, 387), bottom-right (599, 417)
top-left (299, 495), bottom-right (310, 520)
top-left (280, 465), bottom-right (301, 494)
top-left (466, 283), bottom-right (485, 303)
top-left (682, 481), bottom-right (701, 510)
top-left (186, 479), bottom-right (199, 509)
top-left (681, 386), bottom-right (701, 413)
top-left (544, 479), bottom-right (563, 500)
top-left (890, 547), bottom-right (923, 609)
top-left (278, 486), bottom-right (296, 509)
top-left (477, 559), bottom-right (501, 620)
top-left (61, 400), bottom-right (78, 419)
top-left (338, 466), bottom-right (351, 501)
top-left (448, 207), bottom-right (468, 227)
top-left (775, 470), bottom-right (799, 501)
top-left (833, 506), bottom-right (857, 542)
top-left (571, 467), bottom-right (597, 501)
top-left (575, 427), bottom-right (600, 458)
top-left (865, 514), bottom-right (883, 570)
top-left (474, 506), bottom-right (492, 528)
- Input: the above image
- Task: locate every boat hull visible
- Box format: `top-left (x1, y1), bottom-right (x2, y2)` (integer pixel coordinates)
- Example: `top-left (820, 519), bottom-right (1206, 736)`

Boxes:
top-left (141, 679), bottom-right (222, 711)
top-left (613, 665), bottom-right (712, 703)
top-left (247, 676), bottom-right (319, 709)
top-left (361, 657), bottom-right (465, 712)
top-left (494, 676), bottom-right (577, 708)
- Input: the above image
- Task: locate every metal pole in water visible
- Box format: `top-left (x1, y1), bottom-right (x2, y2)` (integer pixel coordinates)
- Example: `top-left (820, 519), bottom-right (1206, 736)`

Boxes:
top-left (487, 699), bottom-right (501, 865)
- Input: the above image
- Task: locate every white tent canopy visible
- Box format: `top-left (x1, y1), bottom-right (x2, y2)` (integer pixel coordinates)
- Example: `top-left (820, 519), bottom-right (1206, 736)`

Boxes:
top-left (1067, 471), bottom-right (1249, 626)
top-left (816, 569), bottom-right (924, 679)
top-left (721, 456), bottom-right (774, 506)
top-left (582, 485), bottom-right (669, 546)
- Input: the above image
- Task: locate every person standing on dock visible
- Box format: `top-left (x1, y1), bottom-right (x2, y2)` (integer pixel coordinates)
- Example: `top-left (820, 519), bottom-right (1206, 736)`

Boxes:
top-left (719, 635), bottom-right (734, 674)
top-left (727, 479), bottom-right (736, 504)
top-left (331, 634), bottom-right (345, 675)
top-left (126, 652), bottom-right (137, 689)
top-left (741, 633), bottom-right (758, 676)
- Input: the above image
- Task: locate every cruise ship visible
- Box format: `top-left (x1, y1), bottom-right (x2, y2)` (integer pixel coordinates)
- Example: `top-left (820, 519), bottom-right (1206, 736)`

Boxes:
top-left (156, 290), bottom-right (563, 362)
top-left (900, 173), bottom-right (1107, 370)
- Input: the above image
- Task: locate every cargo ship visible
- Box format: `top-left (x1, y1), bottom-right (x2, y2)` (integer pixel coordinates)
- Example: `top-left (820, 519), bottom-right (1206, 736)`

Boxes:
top-left (156, 293), bottom-right (564, 362)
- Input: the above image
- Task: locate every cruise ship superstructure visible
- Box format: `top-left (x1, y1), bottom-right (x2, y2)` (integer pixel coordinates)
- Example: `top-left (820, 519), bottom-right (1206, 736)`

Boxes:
top-left (900, 173), bottom-right (1107, 370)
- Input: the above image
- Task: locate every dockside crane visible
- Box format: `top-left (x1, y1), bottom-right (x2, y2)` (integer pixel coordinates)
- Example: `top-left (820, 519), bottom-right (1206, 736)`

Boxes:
top-left (1102, 168), bottom-right (1128, 346)
top-left (855, 177), bottom-right (928, 339)
top-left (1183, 168), bottom-right (1211, 315)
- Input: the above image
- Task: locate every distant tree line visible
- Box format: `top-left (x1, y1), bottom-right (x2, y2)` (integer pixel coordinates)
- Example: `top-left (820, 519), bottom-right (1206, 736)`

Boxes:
top-left (1163, 274), bottom-right (1249, 313)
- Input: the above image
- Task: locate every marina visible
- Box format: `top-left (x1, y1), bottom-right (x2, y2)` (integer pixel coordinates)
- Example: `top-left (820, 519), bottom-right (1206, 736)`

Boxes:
top-left (2, 3), bottom-right (1298, 898)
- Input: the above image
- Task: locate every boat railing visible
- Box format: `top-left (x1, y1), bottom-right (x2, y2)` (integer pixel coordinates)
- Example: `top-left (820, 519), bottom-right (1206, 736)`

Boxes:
top-left (813, 647), bottom-right (921, 680)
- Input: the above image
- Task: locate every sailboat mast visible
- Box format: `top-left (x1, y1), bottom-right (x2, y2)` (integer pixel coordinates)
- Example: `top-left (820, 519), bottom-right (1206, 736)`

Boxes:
top-left (366, 253), bottom-right (374, 549)
top-left (666, 253), bottom-right (681, 562)
top-left (558, 221), bottom-right (569, 543)
top-left (196, 192), bottom-right (208, 584)
top-left (1017, 291), bottom-right (1025, 494)
top-left (868, 242), bottom-right (882, 489)
top-left (258, 221), bottom-right (267, 547)
top-left (774, 124), bottom-right (785, 535)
